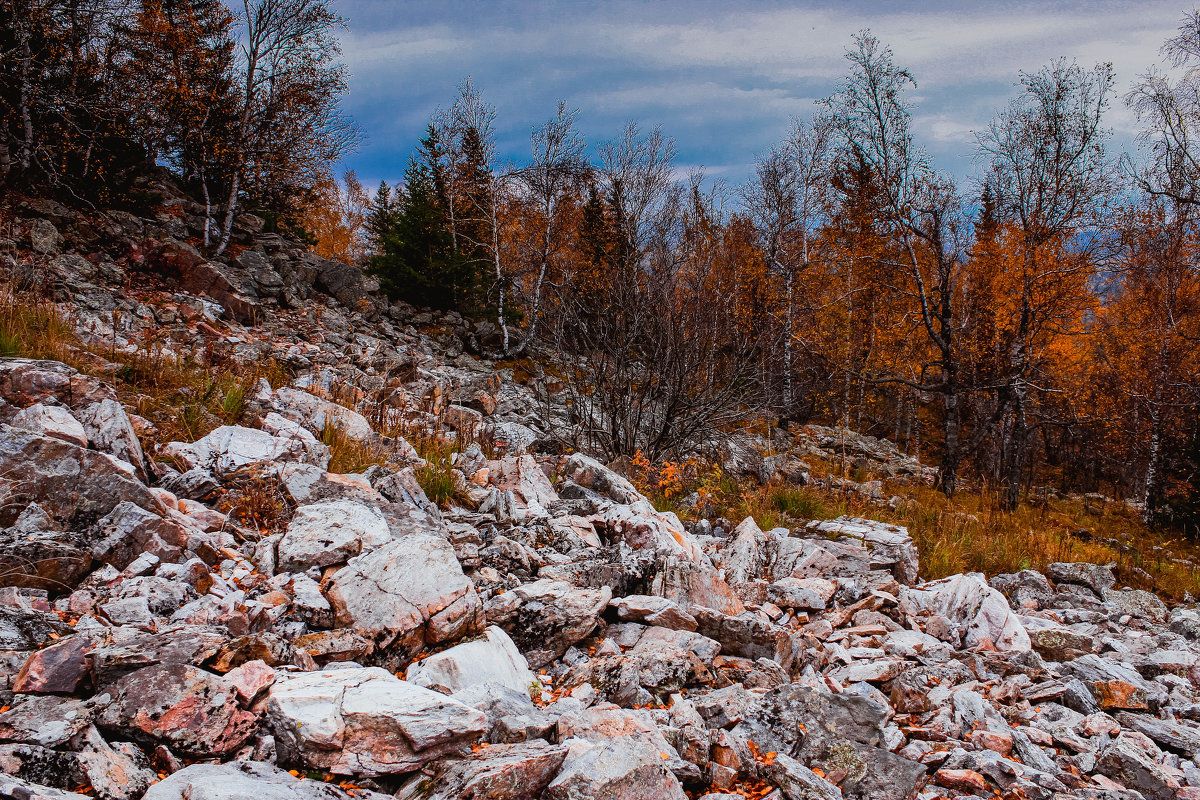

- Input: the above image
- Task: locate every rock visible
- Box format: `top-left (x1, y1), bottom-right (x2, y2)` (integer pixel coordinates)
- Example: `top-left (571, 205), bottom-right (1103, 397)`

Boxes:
top-left (75, 724), bottom-right (156, 800)
top-left (75, 399), bottom-right (147, 482)
top-left (1102, 588), bottom-right (1168, 623)
top-left (406, 626), bottom-right (535, 695)
top-left (276, 499), bottom-right (391, 572)
top-left (545, 738), bottom-right (687, 800)
top-left (767, 577), bottom-right (829, 611)
top-left (225, 659), bottom-right (276, 705)
top-left (10, 404), bottom-right (87, 447)
top-left (0, 359), bottom-right (115, 410)
top-left (734, 683), bottom-right (887, 764)
top-left (0, 505), bottom-right (92, 591)
top-left (0, 605), bottom-right (73, 650)
top-left (0, 774), bottom-right (90, 800)
top-left (1091, 680), bottom-right (1150, 711)
top-left (85, 623), bottom-right (228, 690)
top-left (1027, 625), bottom-right (1097, 662)
top-left (0, 696), bottom-right (91, 748)
top-left (805, 517), bottom-right (919, 585)
top-left (325, 534), bottom-right (481, 663)
top-left (1116, 712), bottom-right (1200, 755)
top-left (271, 387), bottom-right (374, 442)
top-left (160, 425), bottom-right (330, 478)
top-left (0, 424), bottom-right (163, 530)
top-left (935, 768), bottom-right (989, 793)
top-left (267, 666), bottom-right (487, 775)
top-left (452, 683), bottom-right (553, 744)
top-left (95, 664), bottom-right (258, 756)
top-left (491, 422), bottom-right (539, 455)
top-left (765, 753), bottom-right (842, 800)
top-left (900, 572), bottom-right (1030, 651)
top-left (90, 501), bottom-right (189, 570)
top-left (1046, 562), bottom-right (1115, 595)
top-left (485, 579), bottom-right (612, 668)
top-left (561, 453), bottom-right (641, 504)
top-left (395, 740), bottom-right (568, 800)
top-left (612, 595), bottom-right (698, 631)
top-left (14, 634), bottom-right (95, 693)
top-left (1095, 736), bottom-right (1181, 800)
top-left (29, 219), bottom-right (63, 254)
top-left (174, 259), bottom-right (261, 323)
top-left (142, 760), bottom-right (391, 800)
top-left (158, 468), bottom-right (220, 502)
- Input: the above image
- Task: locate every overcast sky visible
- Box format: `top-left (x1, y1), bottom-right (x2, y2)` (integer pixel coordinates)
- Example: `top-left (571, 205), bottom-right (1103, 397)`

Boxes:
top-left (330, 0), bottom-right (1190, 194)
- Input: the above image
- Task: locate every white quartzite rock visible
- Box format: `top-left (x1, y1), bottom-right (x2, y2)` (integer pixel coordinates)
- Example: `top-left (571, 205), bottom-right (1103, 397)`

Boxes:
top-left (267, 666), bottom-right (487, 775)
top-left (406, 625), bottom-right (535, 694)
top-left (325, 534), bottom-right (482, 660)
top-left (162, 425), bottom-right (330, 477)
top-left (276, 499), bottom-right (391, 572)
top-left (901, 572), bottom-right (1031, 651)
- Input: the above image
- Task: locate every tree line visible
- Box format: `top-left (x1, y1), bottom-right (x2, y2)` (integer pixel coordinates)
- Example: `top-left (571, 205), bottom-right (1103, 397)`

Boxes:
top-left (2, 4), bottom-right (1198, 531)
top-left (0, 0), bottom-right (356, 250)
top-left (360, 28), bottom-right (1200, 530)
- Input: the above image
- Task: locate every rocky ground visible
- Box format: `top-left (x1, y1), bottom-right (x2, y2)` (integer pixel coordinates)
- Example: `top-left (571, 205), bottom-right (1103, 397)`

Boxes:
top-left (0, 185), bottom-right (1198, 799)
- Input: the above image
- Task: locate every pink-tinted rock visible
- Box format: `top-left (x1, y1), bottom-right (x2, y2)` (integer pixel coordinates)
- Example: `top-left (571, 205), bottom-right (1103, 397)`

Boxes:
top-left (95, 664), bottom-right (258, 757)
top-left (225, 659), bottom-right (275, 706)
top-left (14, 635), bottom-right (95, 694)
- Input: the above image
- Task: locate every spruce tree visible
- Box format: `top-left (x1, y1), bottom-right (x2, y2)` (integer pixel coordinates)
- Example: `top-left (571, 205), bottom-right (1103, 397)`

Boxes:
top-left (369, 126), bottom-right (470, 309)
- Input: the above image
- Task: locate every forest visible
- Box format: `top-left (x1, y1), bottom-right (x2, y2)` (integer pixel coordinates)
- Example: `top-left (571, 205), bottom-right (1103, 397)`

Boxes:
top-left (2, 0), bottom-right (1199, 535)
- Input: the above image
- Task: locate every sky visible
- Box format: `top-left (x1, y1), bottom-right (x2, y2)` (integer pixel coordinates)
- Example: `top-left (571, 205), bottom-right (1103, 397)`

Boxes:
top-left (329, 0), bottom-right (1191, 194)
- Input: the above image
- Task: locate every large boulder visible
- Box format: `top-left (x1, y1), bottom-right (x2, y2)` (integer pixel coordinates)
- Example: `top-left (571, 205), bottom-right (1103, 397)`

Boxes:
top-left (9, 403), bottom-right (87, 446)
top-left (0, 424), bottom-right (163, 530)
top-left (143, 760), bottom-right (391, 800)
top-left (95, 664), bottom-right (258, 757)
top-left (805, 517), bottom-right (919, 585)
top-left (406, 626), bottom-right (535, 695)
top-left (161, 425), bottom-right (330, 477)
top-left (395, 740), bottom-right (568, 800)
top-left (271, 387), bottom-right (374, 442)
top-left (90, 500), bottom-right (191, 569)
top-left (325, 534), bottom-right (482, 662)
top-left (276, 499), bottom-right (391, 572)
top-left (75, 399), bottom-right (147, 482)
top-left (545, 738), bottom-right (687, 800)
top-left (485, 579), bottom-right (612, 668)
top-left (267, 667), bottom-right (487, 776)
top-left (900, 572), bottom-right (1030, 651)
top-left (0, 359), bottom-right (116, 410)
top-left (0, 503), bottom-right (92, 591)
top-left (560, 453), bottom-right (641, 504)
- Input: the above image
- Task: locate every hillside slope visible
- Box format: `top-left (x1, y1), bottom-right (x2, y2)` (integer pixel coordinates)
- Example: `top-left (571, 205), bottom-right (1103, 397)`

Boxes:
top-left (0, 191), bottom-right (1199, 799)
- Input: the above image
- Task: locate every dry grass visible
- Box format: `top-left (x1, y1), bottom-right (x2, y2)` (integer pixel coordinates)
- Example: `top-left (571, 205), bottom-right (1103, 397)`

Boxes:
top-left (319, 420), bottom-right (394, 474)
top-left (630, 450), bottom-right (1200, 601)
top-left (0, 284), bottom-right (289, 446)
top-left (216, 466), bottom-right (294, 539)
top-left (0, 285), bottom-right (82, 364)
top-left (869, 484), bottom-right (1200, 600)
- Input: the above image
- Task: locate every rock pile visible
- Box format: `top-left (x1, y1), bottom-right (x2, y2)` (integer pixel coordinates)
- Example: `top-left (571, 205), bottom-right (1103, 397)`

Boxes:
top-left (1, 356), bottom-right (1200, 800)
top-left (2, 195), bottom-right (1198, 800)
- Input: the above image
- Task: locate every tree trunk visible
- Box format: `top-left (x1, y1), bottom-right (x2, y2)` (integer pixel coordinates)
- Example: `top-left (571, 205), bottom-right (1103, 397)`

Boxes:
top-left (1001, 385), bottom-right (1026, 511)
top-left (202, 173), bottom-right (213, 247)
top-left (940, 385), bottom-right (960, 498)
top-left (783, 269), bottom-right (794, 415)
top-left (215, 170), bottom-right (240, 256)
top-left (523, 199), bottom-right (554, 349)
top-left (490, 197), bottom-right (509, 354)
top-left (18, 22), bottom-right (34, 173)
top-left (1143, 404), bottom-right (1163, 527)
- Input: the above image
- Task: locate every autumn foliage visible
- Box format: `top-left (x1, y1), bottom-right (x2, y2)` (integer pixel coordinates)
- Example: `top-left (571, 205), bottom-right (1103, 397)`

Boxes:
top-left (2, 7), bottom-right (1199, 533)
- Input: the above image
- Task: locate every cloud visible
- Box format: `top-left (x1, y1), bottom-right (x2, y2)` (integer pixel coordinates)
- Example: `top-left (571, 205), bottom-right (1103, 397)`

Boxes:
top-left (331, 0), bottom-right (1185, 186)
